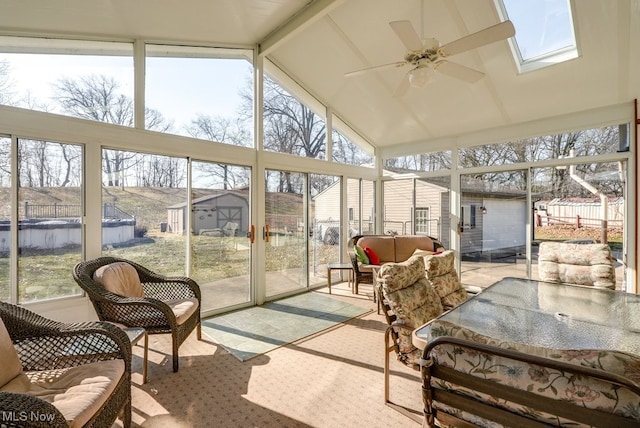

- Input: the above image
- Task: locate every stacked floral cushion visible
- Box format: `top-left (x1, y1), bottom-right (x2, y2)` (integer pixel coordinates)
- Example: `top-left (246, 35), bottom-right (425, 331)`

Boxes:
top-left (377, 255), bottom-right (443, 365)
top-left (422, 250), bottom-right (468, 309)
top-left (538, 242), bottom-right (616, 289)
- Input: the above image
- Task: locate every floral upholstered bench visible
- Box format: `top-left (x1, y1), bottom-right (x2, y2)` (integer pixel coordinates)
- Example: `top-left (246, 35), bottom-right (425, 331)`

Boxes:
top-left (420, 319), bottom-right (640, 428)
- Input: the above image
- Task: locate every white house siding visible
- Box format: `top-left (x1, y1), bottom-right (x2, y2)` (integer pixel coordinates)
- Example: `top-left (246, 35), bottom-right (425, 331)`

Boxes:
top-left (416, 181), bottom-right (447, 240)
top-left (383, 180), bottom-right (414, 235)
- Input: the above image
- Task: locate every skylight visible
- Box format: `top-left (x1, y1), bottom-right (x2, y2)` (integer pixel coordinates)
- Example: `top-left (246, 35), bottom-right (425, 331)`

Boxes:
top-left (496, 0), bottom-right (578, 72)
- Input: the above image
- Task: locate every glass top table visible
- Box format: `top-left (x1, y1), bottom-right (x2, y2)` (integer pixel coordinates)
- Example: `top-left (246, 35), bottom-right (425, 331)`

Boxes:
top-left (414, 277), bottom-right (640, 355)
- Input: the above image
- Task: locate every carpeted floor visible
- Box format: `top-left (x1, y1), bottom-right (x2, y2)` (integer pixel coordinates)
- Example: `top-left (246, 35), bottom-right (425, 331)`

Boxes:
top-left (121, 282), bottom-right (423, 427)
top-left (201, 292), bottom-right (372, 361)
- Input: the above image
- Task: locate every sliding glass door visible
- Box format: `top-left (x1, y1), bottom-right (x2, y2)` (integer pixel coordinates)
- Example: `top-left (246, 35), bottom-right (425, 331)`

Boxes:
top-left (191, 161), bottom-right (252, 313)
top-left (264, 169), bottom-right (307, 298)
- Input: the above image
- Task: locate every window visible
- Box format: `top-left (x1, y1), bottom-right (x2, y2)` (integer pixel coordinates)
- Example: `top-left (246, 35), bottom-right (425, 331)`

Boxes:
top-left (385, 151), bottom-right (451, 172)
top-left (415, 208), bottom-right (430, 234)
top-left (0, 36), bottom-right (134, 122)
top-left (101, 149), bottom-right (188, 276)
top-left (18, 139), bottom-right (83, 302)
top-left (459, 125), bottom-right (624, 168)
top-left (264, 62), bottom-right (327, 160)
top-left (145, 45), bottom-right (253, 144)
top-left (496, 0), bottom-right (578, 73)
top-left (331, 115), bottom-right (373, 166)
top-left (0, 136), bottom-right (9, 301)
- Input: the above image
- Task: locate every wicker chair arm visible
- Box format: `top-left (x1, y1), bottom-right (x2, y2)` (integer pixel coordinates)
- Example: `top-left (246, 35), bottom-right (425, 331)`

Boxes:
top-left (0, 392), bottom-right (68, 428)
top-left (93, 297), bottom-right (179, 328)
top-left (11, 321), bottom-right (131, 372)
top-left (141, 278), bottom-right (201, 301)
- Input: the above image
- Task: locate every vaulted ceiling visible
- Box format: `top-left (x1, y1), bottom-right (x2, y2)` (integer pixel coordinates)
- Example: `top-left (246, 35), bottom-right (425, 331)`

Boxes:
top-left (1, 0), bottom-right (638, 155)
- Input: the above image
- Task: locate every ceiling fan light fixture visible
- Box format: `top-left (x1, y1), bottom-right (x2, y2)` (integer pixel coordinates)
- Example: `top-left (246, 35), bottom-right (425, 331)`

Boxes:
top-left (408, 66), bottom-right (432, 88)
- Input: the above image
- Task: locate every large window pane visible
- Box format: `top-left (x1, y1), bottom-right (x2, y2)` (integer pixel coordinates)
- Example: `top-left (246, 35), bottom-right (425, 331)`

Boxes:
top-left (263, 76), bottom-right (326, 160)
top-left (345, 178), bottom-right (376, 237)
top-left (146, 45), bottom-right (253, 143)
top-left (18, 139), bottom-right (83, 302)
top-left (101, 149), bottom-right (188, 276)
top-left (458, 126), bottom-right (624, 167)
top-left (382, 180), bottom-right (412, 235)
top-left (0, 137), bottom-right (10, 301)
top-left (0, 36), bottom-right (133, 124)
top-left (384, 151), bottom-right (452, 172)
top-left (264, 169), bottom-right (306, 298)
top-left (310, 174), bottom-right (340, 287)
top-left (382, 177), bottom-right (449, 243)
top-left (190, 161), bottom-right (252, 312)
top-left (332, 117), bottom-right (373, 166)
top-left (532, 161), bottom-right (625, 290)
top-left (459, 171), bottom-right (528, 288)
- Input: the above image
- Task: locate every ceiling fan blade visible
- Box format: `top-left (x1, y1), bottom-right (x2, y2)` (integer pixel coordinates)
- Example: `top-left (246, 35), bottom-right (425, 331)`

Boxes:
top-left (392, 72), bottom-right (411, 98)
top-left (389, 20), bottom-right (423, 52)
top-left (440, 20), bottom-right (515, 57)
top-left (345, 61), bottom-right (407, 78)
top-left (435, 61), bottom-right (485, 83)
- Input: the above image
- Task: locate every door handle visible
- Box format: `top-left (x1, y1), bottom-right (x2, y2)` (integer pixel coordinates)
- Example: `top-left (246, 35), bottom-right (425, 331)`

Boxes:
top-left (263, 224), bottom-right (270, 242)
top-left (248, 225), bottom-right (255, 244)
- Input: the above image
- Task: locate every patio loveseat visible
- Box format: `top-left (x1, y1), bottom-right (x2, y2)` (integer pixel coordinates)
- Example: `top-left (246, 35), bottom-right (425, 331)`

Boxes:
top-left (348, 234), bottom-right (445, 293)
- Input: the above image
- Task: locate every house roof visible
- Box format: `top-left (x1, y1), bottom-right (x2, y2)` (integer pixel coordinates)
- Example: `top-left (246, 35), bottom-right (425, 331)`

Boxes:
top-left (1, 0), bottom-right (637, 155)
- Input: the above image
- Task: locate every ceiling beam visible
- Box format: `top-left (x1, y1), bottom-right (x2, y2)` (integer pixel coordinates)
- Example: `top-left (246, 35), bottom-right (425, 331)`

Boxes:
top-left (258, 0), bottom-right (344, 56)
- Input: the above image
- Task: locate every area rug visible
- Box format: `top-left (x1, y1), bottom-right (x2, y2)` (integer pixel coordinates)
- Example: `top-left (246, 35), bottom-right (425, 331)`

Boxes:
top-left (201, 292), bottom-right (372, 361)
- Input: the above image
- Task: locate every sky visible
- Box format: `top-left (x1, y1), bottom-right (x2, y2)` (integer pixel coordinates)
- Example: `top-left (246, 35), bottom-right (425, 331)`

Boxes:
top-left (1, 51), bottom-right (252, 129)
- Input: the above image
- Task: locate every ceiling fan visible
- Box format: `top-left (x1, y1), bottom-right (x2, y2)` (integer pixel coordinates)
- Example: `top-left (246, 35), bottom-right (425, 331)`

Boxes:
top-left (345, 11), bottom-right (515, 97)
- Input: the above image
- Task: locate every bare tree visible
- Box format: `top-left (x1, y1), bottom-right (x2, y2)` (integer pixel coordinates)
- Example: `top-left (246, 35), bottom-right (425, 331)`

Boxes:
top-left (0, 59), bottom-right (15, 105)
top-left (186, 114), bottom-right (251, 189)
top-left (55, 74), bottom-right (178, 187)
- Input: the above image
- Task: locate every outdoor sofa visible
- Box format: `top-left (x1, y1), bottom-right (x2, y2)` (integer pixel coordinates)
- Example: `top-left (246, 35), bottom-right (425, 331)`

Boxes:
top-left (348, 234), bottom-right (444, 292)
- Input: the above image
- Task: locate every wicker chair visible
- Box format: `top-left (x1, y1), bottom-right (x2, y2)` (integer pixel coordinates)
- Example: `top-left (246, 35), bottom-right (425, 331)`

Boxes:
top-left (0, 301), bottom-right (131, 427)
top-left (348, 235), bottom-right (375, 293)
top-left (73, 256), bottom-right (202, 373)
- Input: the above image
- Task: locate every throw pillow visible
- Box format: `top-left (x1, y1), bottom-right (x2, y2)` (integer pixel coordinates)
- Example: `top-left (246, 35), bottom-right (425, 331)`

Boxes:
top-left (0, 318), bottom-right (23, 388)
top-left (354, 244), bottom-right (369, 264)
top-left (363, 247), bottom-right (380, 265)
top-left (93, 262), bottom-right (144, 298)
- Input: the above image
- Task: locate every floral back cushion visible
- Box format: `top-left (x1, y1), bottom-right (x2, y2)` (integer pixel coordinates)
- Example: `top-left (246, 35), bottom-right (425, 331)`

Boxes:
top-left (378, 256), bottom-right (443, 357)
top-left (424, 250), bottom-right (468, 309)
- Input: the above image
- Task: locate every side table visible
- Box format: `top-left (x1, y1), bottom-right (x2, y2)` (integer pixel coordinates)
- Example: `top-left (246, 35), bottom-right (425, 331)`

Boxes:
top-left (122, 327), bottom-right (148, 384)
top-left (326, 262), bottom-right (354, 294)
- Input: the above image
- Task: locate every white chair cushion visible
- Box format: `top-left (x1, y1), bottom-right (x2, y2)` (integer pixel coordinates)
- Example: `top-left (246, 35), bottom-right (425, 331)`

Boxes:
top-left (0, 318), bottom-right (23, 388)
top-left (1, 359), bottom-right (124, 428)
top-left (93, 262), bottom-right (144, 297)
top-left (165, 298), bottom-right (199, 325)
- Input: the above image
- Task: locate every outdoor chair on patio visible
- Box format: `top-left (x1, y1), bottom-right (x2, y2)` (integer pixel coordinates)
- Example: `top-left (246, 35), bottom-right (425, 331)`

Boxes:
top-left (376, 255), bottom-right (444, 422)
top-left (0, 301), bottom-right (131, 427)
top-left (73, 256), bottom-right (202, 373)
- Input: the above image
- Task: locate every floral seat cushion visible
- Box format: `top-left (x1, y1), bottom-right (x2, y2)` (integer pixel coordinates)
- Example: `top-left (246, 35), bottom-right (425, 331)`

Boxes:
top-left (424, 319), bottom-right (640, 426)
